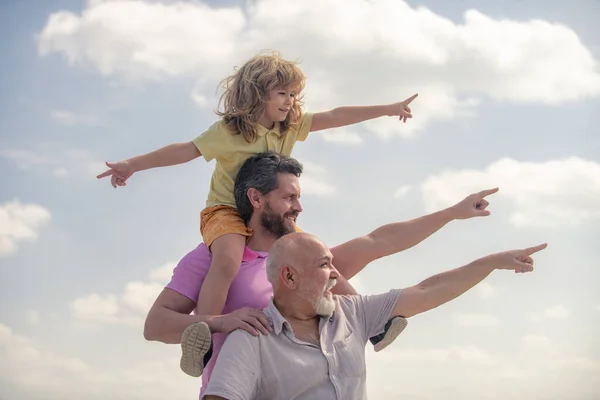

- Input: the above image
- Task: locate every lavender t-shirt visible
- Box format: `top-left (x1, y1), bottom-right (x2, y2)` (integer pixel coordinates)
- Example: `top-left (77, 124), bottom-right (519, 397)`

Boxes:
top-left (165, 243), bottom-right (272, 398)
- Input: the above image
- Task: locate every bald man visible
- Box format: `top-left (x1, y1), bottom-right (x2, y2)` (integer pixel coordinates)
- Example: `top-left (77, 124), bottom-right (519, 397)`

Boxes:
top-left (203, 232), bottom-right (547, 400)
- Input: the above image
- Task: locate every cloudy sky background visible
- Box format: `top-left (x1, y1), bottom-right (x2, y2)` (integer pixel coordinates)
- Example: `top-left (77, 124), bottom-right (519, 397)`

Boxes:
top-left (1, 0), bottom-right (599, 399)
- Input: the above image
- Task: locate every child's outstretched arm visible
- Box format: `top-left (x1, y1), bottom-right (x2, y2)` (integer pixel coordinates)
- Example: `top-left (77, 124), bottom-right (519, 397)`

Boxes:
top-left (310, 93), bottom-right (418, 132)
top-left (97, 141), bottom-right (201, 188)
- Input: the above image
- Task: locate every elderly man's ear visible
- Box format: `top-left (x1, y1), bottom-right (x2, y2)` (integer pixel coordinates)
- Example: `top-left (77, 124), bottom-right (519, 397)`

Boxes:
top-left (281, 265), bottom-right (297, 290)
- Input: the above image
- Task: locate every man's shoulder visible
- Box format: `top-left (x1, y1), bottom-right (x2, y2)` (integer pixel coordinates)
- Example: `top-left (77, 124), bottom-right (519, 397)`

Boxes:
top-left (332, 290), bottom-right (402, 312)
top-left (224, 328), bottom-right (261, 350)
top-left (177, 243), bottom-right (212, 269)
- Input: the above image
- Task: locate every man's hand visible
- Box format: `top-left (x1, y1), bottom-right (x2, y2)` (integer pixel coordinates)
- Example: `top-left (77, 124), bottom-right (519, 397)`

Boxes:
top-left (450, 188), bottom-right (499, 220)
top-left (387, 93), bottom-right (418, 123)
top-left (97, 161), bottom-right (135, 188)
top-left (212, 307), bottom-right (272, 336)
top-left (485, 243), bottom-right (548, 274)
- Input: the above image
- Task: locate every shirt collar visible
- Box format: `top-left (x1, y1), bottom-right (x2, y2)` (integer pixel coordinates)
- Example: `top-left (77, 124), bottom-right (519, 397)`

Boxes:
top-left (255, 122), bottom-right (282, 137)
top-left (242, 246), bottom-right (268, 262)
top-left (264, 298), bottom-right (336, 336)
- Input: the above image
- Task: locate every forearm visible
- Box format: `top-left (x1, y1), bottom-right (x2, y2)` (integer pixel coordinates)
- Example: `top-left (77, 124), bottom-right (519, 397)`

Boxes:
top-left (331, 208), bottom-right (455, 280)
top-left (128, 142), bottom-right (200, 172)
top-left (370, 208), bottom-right (455, 257)
top-left (408, 258), bottom-right (494, 317)
top-left (143, 306), bottom-right (219, 344)
top-left (327, 104), bottom-right (392, 128)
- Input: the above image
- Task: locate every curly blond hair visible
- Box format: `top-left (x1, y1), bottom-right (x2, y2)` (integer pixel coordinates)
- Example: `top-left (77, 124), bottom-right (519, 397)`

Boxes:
top-left (216, 50), bottom-right (306, 143)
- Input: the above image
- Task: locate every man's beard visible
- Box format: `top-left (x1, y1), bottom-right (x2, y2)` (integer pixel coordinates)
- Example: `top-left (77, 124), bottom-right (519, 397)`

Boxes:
top-left (297, 278), bottom-right (337, 318)
top-left (314, 279), bottom-right (337, 317)
top-left (260, 201), bottom-right (297, 238)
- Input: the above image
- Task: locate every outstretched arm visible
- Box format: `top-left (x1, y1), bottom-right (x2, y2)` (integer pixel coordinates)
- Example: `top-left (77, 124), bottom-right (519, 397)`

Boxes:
top-left (391, 243), bottom-right (547, 318)
top-left (310, 93), bottom-right (418, 132)
top-left (97, 141), bottom-right (201, 188)
top-left (331, 188), bottom-right (498, 280)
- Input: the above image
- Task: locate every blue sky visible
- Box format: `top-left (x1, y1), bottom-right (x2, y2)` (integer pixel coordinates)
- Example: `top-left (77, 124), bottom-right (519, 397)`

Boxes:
top-left (1, 1), bottom-right (599, 399)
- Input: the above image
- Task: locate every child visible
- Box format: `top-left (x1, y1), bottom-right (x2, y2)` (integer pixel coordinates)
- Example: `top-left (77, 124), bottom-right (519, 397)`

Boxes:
top-left (97, 50), bottom-right (417, 377)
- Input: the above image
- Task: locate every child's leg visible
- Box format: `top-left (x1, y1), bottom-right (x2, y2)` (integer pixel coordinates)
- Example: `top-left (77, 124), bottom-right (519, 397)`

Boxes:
top-left (196, 233), bottom-right (246, 315)
top-left (180, 206), bottom-right (250, 378)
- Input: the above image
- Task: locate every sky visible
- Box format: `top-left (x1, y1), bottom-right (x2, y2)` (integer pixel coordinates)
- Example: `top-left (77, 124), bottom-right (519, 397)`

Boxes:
top-left (1, 0), bottom-right (599, 399)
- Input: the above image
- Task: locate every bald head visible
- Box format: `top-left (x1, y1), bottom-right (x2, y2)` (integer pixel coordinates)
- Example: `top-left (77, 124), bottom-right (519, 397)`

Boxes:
top-left (266, 232), bottom-right (328, 286)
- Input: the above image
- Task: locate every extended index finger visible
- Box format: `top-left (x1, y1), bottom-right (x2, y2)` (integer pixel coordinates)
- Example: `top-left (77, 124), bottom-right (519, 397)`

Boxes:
top-left (478, 187), bottom-right (499, 198)
top-left (404, 93), bottom-right (418, 105)
top-left (523, 243), bottom-right (548, 256)
top-left (96, 169), bottom-right (113, 179)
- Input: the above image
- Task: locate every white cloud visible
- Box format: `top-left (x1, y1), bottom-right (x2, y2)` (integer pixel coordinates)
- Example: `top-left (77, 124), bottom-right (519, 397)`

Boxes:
top-left (421, 157), bottom-right (600, 228)
top-left (321, 129), bottom-right (363, 145)
top-left (543, 305), bottom-right (570, 319)
top-left (50, 110), bottom-right (97, 126)
top-left (121, 281), bottom-right (165, 314)
top-left (0, 200), bottom-right (51, 256)
top-left (37, 1), bottom-right (244, 80)
top-left (454, 312), bottom-right (500, 327)
top-left (385, 345), bottom-right (497, 365)
top-left (0, 147), bottom-right (105, 179)
top-left (0, 323), bottom-right (198, 400)
top-left (532, 304), bottom-right (570, 321)
top-left (70, 293), bottom-right (122, 324)
top-left (301, 161), bottom-right (337, 197)
top-left (475, 282), bottom-right (496, 299)
top-left (522, 334), bottom-right (552, 347)
top-left (70, 263), bottom-right (175, 326)
top-left (393, 185), bottom-right (412, 199)
top-left (36, 0), bottom-right (600, 139)
top-left (147, 261), bottom-right (176, 283)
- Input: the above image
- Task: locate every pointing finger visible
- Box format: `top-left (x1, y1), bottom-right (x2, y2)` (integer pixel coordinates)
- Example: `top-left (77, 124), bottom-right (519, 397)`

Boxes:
top-left (523, 243), bottom-right (548, 256)
top-left (478, 187), bottom-right (499, 198)
top-left (97, 169), bottom-right (113, 179)
top-left (404, 93), bottom-right (418, 105)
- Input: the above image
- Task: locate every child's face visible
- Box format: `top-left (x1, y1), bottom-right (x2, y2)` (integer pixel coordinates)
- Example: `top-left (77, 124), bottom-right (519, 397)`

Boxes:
top-left (262, 87), bottom-right (296, 126)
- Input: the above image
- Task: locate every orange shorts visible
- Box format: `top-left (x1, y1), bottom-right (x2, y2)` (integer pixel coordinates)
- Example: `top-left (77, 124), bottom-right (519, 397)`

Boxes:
top-left (200, 205), bottom-right (303, 248)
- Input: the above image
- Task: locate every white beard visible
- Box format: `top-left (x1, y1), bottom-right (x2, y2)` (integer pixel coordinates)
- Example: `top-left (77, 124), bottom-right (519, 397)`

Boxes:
top-left (314, 279), bottom-right (337, 317)
top-left (296, 278), bottom-right (337, 317)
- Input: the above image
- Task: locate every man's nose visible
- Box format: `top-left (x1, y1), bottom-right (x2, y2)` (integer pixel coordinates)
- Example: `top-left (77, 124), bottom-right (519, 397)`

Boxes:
top-left (293, 198), bottom-right (303, 213)
top-left (330, 266), bottom-right (340, 279)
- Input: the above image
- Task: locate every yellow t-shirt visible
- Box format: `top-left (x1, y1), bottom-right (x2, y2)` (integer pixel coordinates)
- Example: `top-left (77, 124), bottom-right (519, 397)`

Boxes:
top-left (193, 113), bottom-right (314, 208)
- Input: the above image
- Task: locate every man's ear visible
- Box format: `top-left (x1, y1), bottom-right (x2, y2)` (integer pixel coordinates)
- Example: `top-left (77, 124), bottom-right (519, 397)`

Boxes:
top-left (280, 265), bottom-right (297, 290)
top-left (247, 188), bottom-right (263, 209)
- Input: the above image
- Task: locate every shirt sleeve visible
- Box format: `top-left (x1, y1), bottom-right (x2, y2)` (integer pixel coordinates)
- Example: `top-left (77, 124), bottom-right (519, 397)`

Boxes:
top-left (203, 330), bottom-right (260, 400)
top-left (192, 122), bottom-right (227, 162)
top-left (165, 245), bottom-right (212, 302)
top-left (295, 112), bottom-right (314, 142)
top-left (349, 289), bottom-right (402, 341)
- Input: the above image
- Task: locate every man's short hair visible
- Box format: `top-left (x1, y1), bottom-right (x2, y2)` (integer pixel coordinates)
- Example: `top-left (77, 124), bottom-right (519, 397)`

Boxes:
top-left (234, 152), bottom-right (304, 224)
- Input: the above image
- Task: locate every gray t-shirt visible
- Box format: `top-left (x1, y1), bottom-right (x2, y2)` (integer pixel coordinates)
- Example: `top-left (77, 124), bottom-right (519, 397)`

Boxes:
top-left (204, 289), bottom-right (402, 400)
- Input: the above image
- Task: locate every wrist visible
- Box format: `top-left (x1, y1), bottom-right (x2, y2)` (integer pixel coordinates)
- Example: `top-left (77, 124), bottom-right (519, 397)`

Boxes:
top-left (474, 256), bottom-right (498, 273)
top-left (439, 207), bottom-right (458, 223)
top-left (205, 314), bottom-right (223, 333)
top-left (384, 103), bottom-right (395, 117)
top-left (125, 158), bottom-right (140, 172)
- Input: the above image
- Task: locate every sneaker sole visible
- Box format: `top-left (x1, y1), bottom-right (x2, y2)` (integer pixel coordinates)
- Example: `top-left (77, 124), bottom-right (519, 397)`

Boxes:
top-left (373, 317), bottom-right (408, 353)
top-left (180, 321), bottom-right (211, 377)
